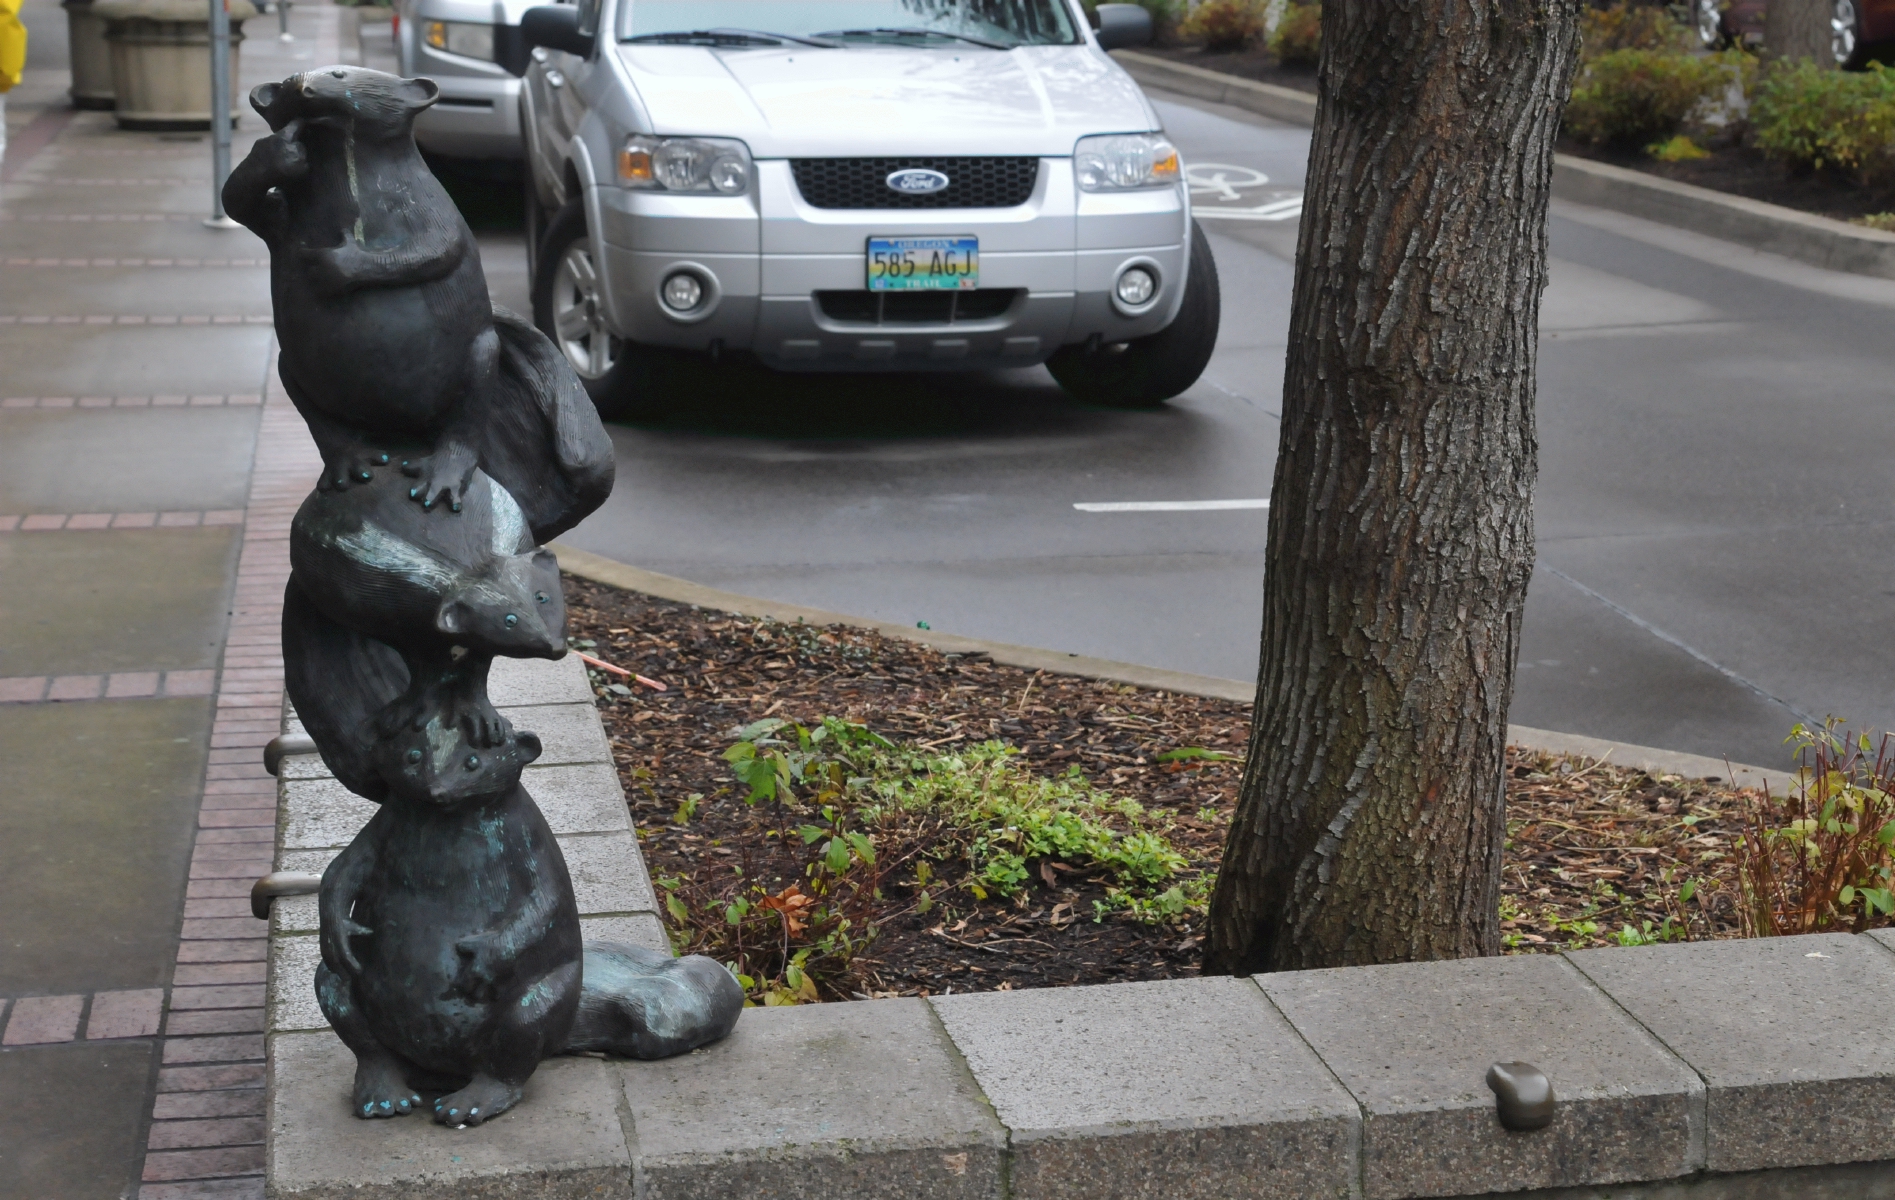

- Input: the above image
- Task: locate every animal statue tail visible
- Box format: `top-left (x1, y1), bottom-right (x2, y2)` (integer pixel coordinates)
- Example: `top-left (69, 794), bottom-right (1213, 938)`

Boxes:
top-left (564, 943), bottom-right (745, 1059)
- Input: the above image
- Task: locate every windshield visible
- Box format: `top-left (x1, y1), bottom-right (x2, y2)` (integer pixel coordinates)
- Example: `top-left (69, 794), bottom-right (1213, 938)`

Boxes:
top-left (617, 0), bottom-right (1081, 47)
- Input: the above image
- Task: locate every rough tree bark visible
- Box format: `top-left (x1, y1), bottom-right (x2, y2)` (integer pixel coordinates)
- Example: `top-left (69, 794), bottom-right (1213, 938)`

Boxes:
top-left (1202, 0), bottom-right (1581, 975)
top-left (1764, 0), bottom-right (1838, 67)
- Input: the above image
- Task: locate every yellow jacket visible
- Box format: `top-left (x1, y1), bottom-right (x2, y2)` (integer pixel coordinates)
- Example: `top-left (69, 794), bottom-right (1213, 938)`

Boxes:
top-left (0, 0), bottom-right (24, 94)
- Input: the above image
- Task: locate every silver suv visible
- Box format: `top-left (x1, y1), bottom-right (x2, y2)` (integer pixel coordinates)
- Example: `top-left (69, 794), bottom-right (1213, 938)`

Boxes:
top-left (394, 0), bottom-right (534, 161)
top-left (509, 0), bottom-right (1219, 415)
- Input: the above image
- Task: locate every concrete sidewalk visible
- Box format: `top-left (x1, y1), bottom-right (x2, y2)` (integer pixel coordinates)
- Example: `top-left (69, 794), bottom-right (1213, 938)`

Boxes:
top-left (0, 3), bottom-right (335, 1195)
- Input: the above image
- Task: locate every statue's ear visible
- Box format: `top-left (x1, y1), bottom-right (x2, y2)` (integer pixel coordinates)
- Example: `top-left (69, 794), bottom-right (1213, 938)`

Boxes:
top-left (250, 82), bottom-right (281, 121)
top-left (400, 77), bottom-right (440, 112)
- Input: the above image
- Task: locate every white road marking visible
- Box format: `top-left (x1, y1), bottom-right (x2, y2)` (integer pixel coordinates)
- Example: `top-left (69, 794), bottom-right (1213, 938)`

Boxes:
top-left (1194, 196), bottom-right (1304, 222)
top-left (1073, 499), bottom-right (1270, 512)
top-left (1186, 162), bottom-right (1269, 200)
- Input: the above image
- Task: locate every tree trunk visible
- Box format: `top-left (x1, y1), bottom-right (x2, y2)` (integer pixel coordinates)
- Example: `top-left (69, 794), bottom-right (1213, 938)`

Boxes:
top-left (1764, 0), bottom-right (1837, 66)
top-left (1202, 0), bottom-right (1580, 976)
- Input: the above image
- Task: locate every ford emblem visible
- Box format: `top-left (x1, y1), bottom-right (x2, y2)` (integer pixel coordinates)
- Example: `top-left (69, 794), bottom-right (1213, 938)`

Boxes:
top-left (885, 168), bottom-right (950, 195)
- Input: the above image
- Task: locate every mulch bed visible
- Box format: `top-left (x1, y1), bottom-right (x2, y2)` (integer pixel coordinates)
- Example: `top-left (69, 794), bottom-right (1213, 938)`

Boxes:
top-left (564, 575), bottom-right (1770, 999)
top-left (1559, 138), bottom-right (1895, 224)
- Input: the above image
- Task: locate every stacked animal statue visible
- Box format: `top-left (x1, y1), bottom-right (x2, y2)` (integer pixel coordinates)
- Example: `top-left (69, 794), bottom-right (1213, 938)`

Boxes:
top-left (225, 66), bottom-right (741, 1127)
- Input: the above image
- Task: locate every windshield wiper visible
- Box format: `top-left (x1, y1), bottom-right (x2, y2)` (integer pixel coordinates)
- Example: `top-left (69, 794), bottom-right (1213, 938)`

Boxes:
top-left (815, 26), bottom-right (1013, 49)
top-left (625, 27), bottom-right (840, 47)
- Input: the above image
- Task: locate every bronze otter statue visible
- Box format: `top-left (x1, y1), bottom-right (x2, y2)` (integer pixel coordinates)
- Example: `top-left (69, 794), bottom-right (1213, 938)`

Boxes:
top-left (228, 65), bottom-right (741, 1127)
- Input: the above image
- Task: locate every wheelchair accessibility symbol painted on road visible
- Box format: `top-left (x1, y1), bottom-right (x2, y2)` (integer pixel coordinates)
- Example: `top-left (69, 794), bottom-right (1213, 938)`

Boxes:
top-left (1186, 162), bottom-right (1303, 222)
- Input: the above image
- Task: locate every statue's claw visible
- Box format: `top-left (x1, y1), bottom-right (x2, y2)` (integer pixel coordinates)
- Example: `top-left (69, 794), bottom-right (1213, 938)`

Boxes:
top-left (399, 442), bottom-right (479, 513)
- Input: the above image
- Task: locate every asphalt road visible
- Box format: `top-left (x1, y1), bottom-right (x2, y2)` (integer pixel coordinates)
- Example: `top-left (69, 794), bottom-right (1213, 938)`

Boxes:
top-left (488, 86), bottom-right (1895, 771)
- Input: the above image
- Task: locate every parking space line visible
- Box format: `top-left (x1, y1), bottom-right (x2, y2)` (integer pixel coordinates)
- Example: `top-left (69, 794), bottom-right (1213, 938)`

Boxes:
top-left (1073, 499), bottom-right (1270, 512)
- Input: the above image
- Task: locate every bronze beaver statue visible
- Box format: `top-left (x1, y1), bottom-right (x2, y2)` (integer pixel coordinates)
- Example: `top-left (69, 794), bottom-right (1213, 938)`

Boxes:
top-left (228, 66), bottom-right (740, 1127)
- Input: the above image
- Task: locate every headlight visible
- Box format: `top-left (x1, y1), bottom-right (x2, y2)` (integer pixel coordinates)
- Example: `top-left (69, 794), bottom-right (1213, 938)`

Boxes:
top-left (618, 136), bottom-right (752, 195)
top-left (423, 20), bottom-right (494, 61)
top-left (1073, 133), bottom-right (1181, 191)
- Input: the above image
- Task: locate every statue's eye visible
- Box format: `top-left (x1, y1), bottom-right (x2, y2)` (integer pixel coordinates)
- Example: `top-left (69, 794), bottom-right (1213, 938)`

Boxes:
top-left (504, 614), bottom-right (518, 627)
top-left (406, 748), bottom-right (422, 764)
top-left (464, 754), bottom-right (481, 771)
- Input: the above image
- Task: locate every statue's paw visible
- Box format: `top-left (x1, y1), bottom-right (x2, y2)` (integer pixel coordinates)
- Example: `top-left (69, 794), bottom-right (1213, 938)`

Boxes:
top-left (252, 127), bottom-right (309, 183)
top-left (460, 705), bottom-right (513, 749)
top-left (351, 1059), bottom-right (422, 1120)
top-left (317, 445), bottom-right (392, 492)
top-left (432, 1075), bottom-right (521, 1127)
top-left (398, 443), bottom-right (479, 513)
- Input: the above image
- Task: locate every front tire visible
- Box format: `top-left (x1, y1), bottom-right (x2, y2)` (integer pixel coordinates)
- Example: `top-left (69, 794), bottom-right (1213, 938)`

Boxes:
top-left (530, 200), bottom-right (671, 422)
top-left (1045, 219), bottom-right (1221, 410)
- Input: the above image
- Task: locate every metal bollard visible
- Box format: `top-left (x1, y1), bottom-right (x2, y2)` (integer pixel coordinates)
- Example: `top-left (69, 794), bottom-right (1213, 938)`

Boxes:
top-left (204, 0), bottom-right (240, 229)
top-left (277, 0), bottom-right (292, 42)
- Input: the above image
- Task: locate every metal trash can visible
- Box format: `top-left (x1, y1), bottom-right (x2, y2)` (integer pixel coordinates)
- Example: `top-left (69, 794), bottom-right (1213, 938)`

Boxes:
top-left (62, 0), bottom-right (117, 110)
top-left (94, 0), bottom-right (257, 130)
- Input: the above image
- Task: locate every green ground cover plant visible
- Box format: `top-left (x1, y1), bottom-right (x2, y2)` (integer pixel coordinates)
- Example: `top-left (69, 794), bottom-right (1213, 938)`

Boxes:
top-left (661, 717), bottom-right (1211, 1004)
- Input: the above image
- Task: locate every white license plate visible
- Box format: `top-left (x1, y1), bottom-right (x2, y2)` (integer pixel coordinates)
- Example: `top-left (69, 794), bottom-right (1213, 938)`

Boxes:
top-left (866, 236), bottom-right (978, 291)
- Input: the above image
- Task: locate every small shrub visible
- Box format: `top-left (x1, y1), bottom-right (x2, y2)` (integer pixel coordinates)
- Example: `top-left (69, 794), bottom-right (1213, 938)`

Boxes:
top-left (1268, 1), bottom-right (1319, 66)
top-left (1564, 47), bottom-right (1730, 147)
top-left (1855, 211), bottom-right (1895, 230)
top-left (1751, 59), bottom-right (1895, 180)
top-left (1737, 719), bottom-right (1895, 937)
top-left (1647, 133), bottom-right (1711, 160)
top-left (1579, 1), bottom-right (1691, 58)
top-left (1181, 0), bottom-right (1265, 52)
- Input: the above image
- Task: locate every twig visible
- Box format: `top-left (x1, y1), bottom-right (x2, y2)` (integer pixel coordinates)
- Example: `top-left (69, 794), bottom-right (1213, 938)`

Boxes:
top-left (577, 651), bottom-right (667, 691)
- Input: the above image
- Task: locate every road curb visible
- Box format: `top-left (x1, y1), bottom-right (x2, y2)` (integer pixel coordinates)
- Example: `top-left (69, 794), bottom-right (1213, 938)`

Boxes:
top-left (1111, 49), bottom-right (1895, 283)
top-left (552, 544), bottom-right (1794, 794)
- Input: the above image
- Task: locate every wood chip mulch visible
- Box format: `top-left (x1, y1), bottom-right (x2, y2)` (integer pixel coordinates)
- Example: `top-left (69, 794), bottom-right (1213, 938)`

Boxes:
top-left (564, 575), bottom-right (1772, 999)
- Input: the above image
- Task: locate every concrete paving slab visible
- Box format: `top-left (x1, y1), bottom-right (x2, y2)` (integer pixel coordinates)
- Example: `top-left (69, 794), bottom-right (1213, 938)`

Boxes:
top-left (279, 764), bottom-right (630, 852)
top-left (931, 976), bottom-right (1359, 1200)
top-left (1570, 934), bottom-right (1895, 1174)
top-left (267, 936), bottom-right (324, 1035)
top-left (0, 698), bottom-right (212, 994)
top-left (581, 912), bottom-right (671, 954)
top-left (0, 266), bottom-right (272, 317)
top-left (268, 1032), bottom-right (633, 1200)
top-left (0, 408), bottom-right (258, 513)
top-left (0, 527), bottom-right (240, 675)
top-left (0, 216), bottom-right (271, 259)
top-left (0, 1037), bottom-right (157, 1200)
top-left (560, 831), bottom-right (657, 916)
top-left (1260, 953), bottom-right (1702, 1199)
top-left (0, 178), bottom-right (245, 216)
top-left (488, 653), bottom-right (591, 707)
top-left (500, 702), bottom-right (616, 767)
top-left (619, 998), bottom-right (1006, 1200)
top-left (0, 323), bottom-right (273, 396)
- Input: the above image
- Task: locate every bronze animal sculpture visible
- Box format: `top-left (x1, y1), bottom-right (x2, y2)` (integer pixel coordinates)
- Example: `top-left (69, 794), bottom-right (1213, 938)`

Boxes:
top-left (227, 65), bottom-right (741, 1127)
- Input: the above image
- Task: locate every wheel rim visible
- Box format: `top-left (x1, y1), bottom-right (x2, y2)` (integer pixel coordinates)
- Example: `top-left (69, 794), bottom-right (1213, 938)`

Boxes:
top-left (550, 243), bottom-right (619, 380)
top-left (1697, 0), bottom-right (1720, 47)
top-left (1834, 0), bottom-right (1858, 64)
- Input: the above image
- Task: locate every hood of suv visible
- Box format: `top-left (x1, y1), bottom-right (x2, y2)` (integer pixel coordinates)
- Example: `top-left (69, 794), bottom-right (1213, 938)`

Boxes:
top-left (616, 44), bottom-right (1155, 158)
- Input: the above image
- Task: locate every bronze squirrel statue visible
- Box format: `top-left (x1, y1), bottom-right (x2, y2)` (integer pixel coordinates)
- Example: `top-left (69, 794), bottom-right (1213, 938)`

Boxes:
top-left (229, 67), bottom-right (740, 1128)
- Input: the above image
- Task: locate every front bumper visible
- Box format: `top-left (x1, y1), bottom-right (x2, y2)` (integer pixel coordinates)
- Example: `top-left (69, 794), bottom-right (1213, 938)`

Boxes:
top-left (409, 43), bottom-right (524, 161)
top-left (591, 158), bottom-right (1188, 371)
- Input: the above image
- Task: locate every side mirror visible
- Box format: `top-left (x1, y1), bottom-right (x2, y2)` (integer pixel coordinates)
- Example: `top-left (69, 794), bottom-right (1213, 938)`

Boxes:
top-left (1093, 2), bottom-right (1153, 49)
top-left (520, 5), bottom-right (593, 61)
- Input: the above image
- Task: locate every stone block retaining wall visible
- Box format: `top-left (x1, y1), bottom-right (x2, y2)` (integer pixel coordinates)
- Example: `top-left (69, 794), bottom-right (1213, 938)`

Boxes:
top-left (263, 649), bottom-right (1895, 1200)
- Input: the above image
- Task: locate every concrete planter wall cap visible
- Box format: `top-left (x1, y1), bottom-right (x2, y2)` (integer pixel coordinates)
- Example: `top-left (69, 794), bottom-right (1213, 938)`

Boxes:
top-left (95, 0), bottom-right (257, 23)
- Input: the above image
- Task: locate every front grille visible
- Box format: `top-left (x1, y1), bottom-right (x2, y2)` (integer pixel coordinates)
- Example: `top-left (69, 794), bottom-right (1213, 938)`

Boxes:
top-left (790, 158), bottom-right (1040, 209)
top-left (817, 289), bottom-right (1022, 325)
